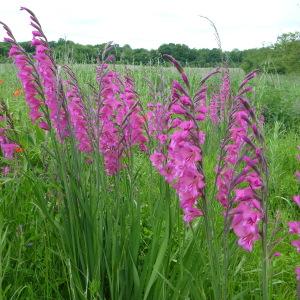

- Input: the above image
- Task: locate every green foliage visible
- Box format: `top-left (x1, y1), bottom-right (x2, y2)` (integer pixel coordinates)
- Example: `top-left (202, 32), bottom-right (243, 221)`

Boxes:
top-left (254, 73), bottom-right (300, 129)
top-left (1, 31), bottom-right (300, 73)
top-left (0, 42), bottom-right (10, 63)
top-left (241, 32), bottom-right (300, 74)
top-left (0, 64), bottom-right (299, 299)
top-left (273, 32), bottom-right (300, 73)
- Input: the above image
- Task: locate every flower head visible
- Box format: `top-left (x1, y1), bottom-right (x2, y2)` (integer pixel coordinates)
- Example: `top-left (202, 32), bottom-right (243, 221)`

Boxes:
top-left (288, 222), bottom-right (300, 235)
top-left (291, 240), bottom-right (300, 253)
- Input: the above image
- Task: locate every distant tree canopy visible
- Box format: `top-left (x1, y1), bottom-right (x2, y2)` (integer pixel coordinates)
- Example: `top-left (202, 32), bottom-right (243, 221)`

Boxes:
top-left (240, 32), bottom-right (300, 74)
top-left (0, 32), bottom-right (299, 73)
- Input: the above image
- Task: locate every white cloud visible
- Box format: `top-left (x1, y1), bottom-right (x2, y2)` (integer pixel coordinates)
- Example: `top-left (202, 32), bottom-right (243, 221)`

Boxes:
top-left (1, 0), bottom-right (300, 50)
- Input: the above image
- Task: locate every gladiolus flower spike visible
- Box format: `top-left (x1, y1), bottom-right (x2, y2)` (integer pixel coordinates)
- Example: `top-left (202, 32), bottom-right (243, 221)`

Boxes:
top-left (97, 60), bottom-right (147, 175)
top-left (150, 56), bottom-right (217, 223)
top-left (216, 70), bottom-right (268, 252)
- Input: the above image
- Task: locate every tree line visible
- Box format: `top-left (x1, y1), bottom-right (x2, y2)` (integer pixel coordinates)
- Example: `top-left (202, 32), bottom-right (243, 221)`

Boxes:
top-left (0, 32), bottom-right (299, 73)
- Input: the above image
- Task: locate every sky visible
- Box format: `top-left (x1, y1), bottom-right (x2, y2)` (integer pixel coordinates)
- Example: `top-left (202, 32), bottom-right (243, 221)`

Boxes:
top-left (1, 0), bottom-right (300, 51)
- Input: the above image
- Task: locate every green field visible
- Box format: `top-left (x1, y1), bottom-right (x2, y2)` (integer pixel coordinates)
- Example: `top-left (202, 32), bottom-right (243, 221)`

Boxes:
top-left (0, 62), bottom-right (299, 300)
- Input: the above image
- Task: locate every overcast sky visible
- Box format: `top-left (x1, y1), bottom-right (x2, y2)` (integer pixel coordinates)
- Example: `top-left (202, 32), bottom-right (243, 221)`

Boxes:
top-left (1, 0), bottom-right (300, 50)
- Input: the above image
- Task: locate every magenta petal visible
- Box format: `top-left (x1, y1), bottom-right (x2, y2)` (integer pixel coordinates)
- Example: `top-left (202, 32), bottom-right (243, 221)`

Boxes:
top-left (291, 240), bottom-right (300, 252)
top-left (288, 222), bottom-right (300, 235)
top-left (293, 195), bottom-right (300, 208)
top-left (296, 267), bottom-right (300, 281)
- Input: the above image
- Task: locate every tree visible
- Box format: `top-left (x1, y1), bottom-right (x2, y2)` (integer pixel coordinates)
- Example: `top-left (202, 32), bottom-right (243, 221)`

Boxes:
top-left (274, 32), bottom-right (300, 73)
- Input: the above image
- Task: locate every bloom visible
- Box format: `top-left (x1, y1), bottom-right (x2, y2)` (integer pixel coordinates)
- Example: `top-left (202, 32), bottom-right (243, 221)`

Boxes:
top-left (288, 222), bottom-right (300, 235)
top-left (231, 202), bottom-right (262, 251)
top-left (216, 71), bottom-right (266, 252)
top-left (1, 143), bottom-right (18, 159)
top-left (293, 195), bottom-right (300, 207)
top-left (97, 67), bottom-right (147, 175)
top-left (296, 267), bottom-right (300, 281)
top-left (0, 116), bottom-right (19, 175)
top-left (291, 240), bottom-right (300, 253)
top-left (7, 44), bottom-right (44, 127)
top-left (149, 63), bottom-right (209, 222)
top-left (32, 36), bottom-right (69, 139)
top-left (66, 82), bottom-right (92, 153)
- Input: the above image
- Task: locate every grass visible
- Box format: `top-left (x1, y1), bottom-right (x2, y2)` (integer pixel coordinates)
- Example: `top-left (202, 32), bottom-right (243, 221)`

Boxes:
top-left (0, 63), bottom-right (299, 299)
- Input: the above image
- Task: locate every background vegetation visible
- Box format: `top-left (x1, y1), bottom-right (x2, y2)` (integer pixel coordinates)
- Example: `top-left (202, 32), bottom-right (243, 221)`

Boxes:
top-left (0, 63), bottom-right (299, 299)
top-left (1, 32), bottom-right (300, 73)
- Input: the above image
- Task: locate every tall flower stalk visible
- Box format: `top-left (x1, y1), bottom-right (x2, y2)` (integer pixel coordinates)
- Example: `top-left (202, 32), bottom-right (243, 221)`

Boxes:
top-left (0, 22), bottom-right (49, 130)
top-left (64, 66), bottom-right (93, 153)
top-left (22, 7), bottom-right (69, 140)
top-left (288, 146), bottom-right (300, 297)
top-left (149, 55), bottom-right (222, 297)
top-left (97, 63), bottom-right (147, 175)
top-left (216, 70), bottom-right (269, 299)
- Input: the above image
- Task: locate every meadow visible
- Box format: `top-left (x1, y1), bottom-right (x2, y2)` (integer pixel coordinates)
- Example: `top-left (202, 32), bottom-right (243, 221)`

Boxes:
top-left (0, 9), bottom-right (300, 300)
top-left (0, 61), bottom-right (299, 299)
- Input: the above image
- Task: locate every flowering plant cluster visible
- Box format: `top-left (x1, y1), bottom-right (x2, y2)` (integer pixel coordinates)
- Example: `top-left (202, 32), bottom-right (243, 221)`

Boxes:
top-left (149, 55), bottom-right (211, 222)
top-left (2, 9), bottom-right (148, 176)
top-left (0, 100), bottom-right (19, 175)
top-left (289, 146), bottom-right (300, 281)
top-left (1, 7), bottom-right (300, 298)
top-left (209, 70), bottom-right (230, 124)
top-left (97, 65), bottom-right (147, 175)
top-left (1, 12), bottom-right (268, 253)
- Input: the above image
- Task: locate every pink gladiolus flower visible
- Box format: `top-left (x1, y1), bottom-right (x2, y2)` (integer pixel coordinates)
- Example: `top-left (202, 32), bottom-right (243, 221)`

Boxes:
top-left (157, 134), bottom-right (168, 144)
top-left (171, 104), bottom-right (186, 115)
top-left (98, 68), bottom-right (147, 175)
top-left (39, 121), bottom-right (49, 130)
top-left (1, 143), bottom-right (18, 159)
top-left (291, 240), bottom-right (300, 253)
top-left (0, 113), bottom-right (19, 175)
top-left (7, 45), bottom-right (44, 124)
top-left (219, 70), bottom-right (230, 120)
top-left (296, 267), bottom-right (300, 281)
top-left (239, 70), bottom-right (258, 91)
top-left (2, 166), bottom-right (10, 176)
top-left (32, 30), bottom-right (43, 37)
top-left (273, 252), bottom-right (281, 257)
top-left (180, 95), bottom-right (192, 106)
top-left (216, 72), bottom-right (266, 252)
top-left (234, 187), bottom-right (255, 201)
top-left (183, 207), bottom-right (203, 223)
top-left (150, 151), bottom-right (165, 170)
top-left (295, 171), bottom-right (300, 182)
top-left (195, 84), bottom-right (207, 121)
top-left (32, 37), bottom-right (69, 139)
top-left (293, 195), bottom-right (300, 207)
top-left (147, 102), bottom-right (169, 138)
top-left (209, 94), bottom-right (219, 124)
top-left (288, 222), bottom-right (300, 235)
top-left (149, 69), bottom-right (209, 222)
top-left (237, 232), bottom-right (260, 252)
top-left (246, 172), bottom-right (263, 190)
top-left (66, 82), bottom-right (92, 153)
top-left (231, 202), bottom-right (261, 252)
